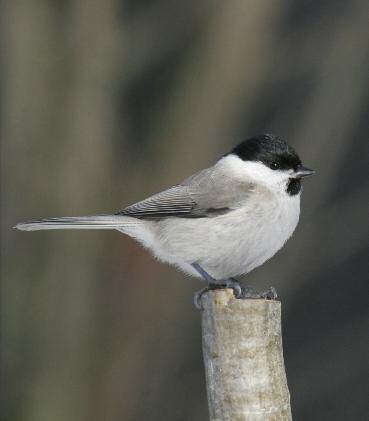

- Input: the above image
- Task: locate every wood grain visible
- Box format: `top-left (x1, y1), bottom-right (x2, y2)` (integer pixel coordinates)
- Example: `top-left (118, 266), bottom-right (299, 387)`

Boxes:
top-left (201, 289), bottom-right (292, 421)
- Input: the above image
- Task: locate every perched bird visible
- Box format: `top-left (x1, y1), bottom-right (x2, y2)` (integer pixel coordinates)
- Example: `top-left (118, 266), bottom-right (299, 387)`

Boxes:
top-left (15, 134), bottom-right (314, 307)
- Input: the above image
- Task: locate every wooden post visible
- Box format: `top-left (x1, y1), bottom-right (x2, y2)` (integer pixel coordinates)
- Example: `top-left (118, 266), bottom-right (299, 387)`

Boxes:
top-left (201, 289), bottom-right (292, 421)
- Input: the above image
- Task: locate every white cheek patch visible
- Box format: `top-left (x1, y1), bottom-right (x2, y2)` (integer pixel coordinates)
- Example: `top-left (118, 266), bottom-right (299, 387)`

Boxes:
top-left (217, 155), bottom-right (290, 191)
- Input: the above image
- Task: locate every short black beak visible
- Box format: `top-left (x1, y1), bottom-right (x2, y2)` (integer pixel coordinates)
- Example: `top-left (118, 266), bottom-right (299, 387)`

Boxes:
top-left (294, 165), bottom-right (315, 178)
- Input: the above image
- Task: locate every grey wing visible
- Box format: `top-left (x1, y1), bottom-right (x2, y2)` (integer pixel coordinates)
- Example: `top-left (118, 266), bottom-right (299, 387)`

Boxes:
top-left (117, 167), bottom-right (255, 219)
top-left (117, 185), bottom-right (198, 218)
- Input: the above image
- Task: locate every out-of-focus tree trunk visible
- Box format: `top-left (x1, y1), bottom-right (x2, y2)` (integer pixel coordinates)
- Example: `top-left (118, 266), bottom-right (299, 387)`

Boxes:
top-left (1, 2), bottom-right (120, 420)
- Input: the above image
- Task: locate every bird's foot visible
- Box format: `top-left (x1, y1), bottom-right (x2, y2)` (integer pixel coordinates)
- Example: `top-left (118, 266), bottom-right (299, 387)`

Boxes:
top-left (223, 278), bottom-right (243, 298)
top-left (192, 263), bottom-right (241, 309)
top-left (193, 279), bottom-right (242, 310)
top-left (193, 286), bottom-right (210, 310)
top-left (193, 283), bottom-right (278, 310)
top-left (228, 278), bottom-right (278, 300)
top-left (191, 263), bottom-right (277, 309)
top-left (260, 286), bottom-right (278, 300)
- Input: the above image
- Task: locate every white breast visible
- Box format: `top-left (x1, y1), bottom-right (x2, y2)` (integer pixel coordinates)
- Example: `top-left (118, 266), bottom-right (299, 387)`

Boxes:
top-left (143, 188), bottom-right (301, 281)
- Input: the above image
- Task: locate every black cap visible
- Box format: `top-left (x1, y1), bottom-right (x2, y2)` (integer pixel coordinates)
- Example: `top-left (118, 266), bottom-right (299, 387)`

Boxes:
top-left (231, 134), bottom-right (301, 171)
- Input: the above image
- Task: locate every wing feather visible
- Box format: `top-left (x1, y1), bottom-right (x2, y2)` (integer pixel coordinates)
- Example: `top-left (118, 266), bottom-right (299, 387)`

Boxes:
top-left (117, 165), bottom-right (255, 219)
top-left (117, 185), bottom-right (198, 218)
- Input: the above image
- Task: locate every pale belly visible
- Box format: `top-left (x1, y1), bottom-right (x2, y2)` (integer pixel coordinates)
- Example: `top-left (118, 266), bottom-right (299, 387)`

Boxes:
top-left (150, 194), bottom-right (300, 280)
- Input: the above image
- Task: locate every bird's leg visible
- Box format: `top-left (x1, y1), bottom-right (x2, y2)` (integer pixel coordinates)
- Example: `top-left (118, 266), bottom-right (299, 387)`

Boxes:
top-left (191, 263), bottom-right (218, 284)
top-left (192, 263), bottom-right (242, 309)
top-left (227, 277), bottom-right (278, 300)
top-left (191, 263), bottom-right (218, 309)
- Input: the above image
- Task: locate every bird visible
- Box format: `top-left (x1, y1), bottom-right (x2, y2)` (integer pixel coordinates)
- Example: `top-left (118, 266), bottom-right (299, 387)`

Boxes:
top-left (15, 134), bottom-right (314, 308)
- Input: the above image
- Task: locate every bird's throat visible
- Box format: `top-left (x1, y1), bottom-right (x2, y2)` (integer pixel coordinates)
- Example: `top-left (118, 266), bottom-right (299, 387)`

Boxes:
top-left (287, 178), bottom-right (302, 196)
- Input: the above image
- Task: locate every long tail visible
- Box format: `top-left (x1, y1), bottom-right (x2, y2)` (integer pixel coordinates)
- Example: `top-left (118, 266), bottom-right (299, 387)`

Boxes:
top-left (14, 215), bottom-right (140, 231)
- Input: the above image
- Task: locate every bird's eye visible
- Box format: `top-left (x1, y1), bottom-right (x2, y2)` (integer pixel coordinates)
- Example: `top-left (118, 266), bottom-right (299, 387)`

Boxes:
top-left (269, 162), bottom-right (280, 170)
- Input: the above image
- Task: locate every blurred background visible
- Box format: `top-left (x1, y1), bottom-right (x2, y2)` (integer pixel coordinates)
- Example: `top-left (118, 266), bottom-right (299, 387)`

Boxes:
top-left (1, 1), bottom-right (369, 420)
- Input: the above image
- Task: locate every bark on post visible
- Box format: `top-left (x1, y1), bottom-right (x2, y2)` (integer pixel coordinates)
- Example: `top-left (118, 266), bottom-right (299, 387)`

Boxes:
top-left (201, 289), bottom-right (292, 421)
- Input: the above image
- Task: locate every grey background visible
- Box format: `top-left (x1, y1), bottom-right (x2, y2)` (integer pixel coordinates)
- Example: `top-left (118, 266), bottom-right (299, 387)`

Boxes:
top-left (2, 1), bottom-right (369, 420)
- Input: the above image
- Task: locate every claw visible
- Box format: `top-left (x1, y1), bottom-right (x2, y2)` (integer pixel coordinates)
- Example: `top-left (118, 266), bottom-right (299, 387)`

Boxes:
top-left (193, 287), bottom-right (209, 310)
top-left (228, 279), bottom-right (278, 301)
top-left (194, 280), bottom-right (243, 310)
top-left (224, 279), bottom-right (242, 298)
top-left (194, 284), bottom-right (278, 309)
top-left (191, 263), bottom-right (278, 309)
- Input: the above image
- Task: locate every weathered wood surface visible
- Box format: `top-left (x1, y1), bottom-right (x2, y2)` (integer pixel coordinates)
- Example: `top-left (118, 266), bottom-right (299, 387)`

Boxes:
top-left (201, 289), bottom-right (292, 421)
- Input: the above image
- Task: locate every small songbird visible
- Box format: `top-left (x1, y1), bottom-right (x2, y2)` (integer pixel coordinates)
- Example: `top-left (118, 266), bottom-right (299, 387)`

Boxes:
top-left (15, 134), bottom-right (314, 307)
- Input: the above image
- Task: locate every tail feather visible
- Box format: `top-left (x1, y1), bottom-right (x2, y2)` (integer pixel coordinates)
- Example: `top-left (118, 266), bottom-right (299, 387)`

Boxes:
top-left (14, 215), bottom-right (140, 231)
